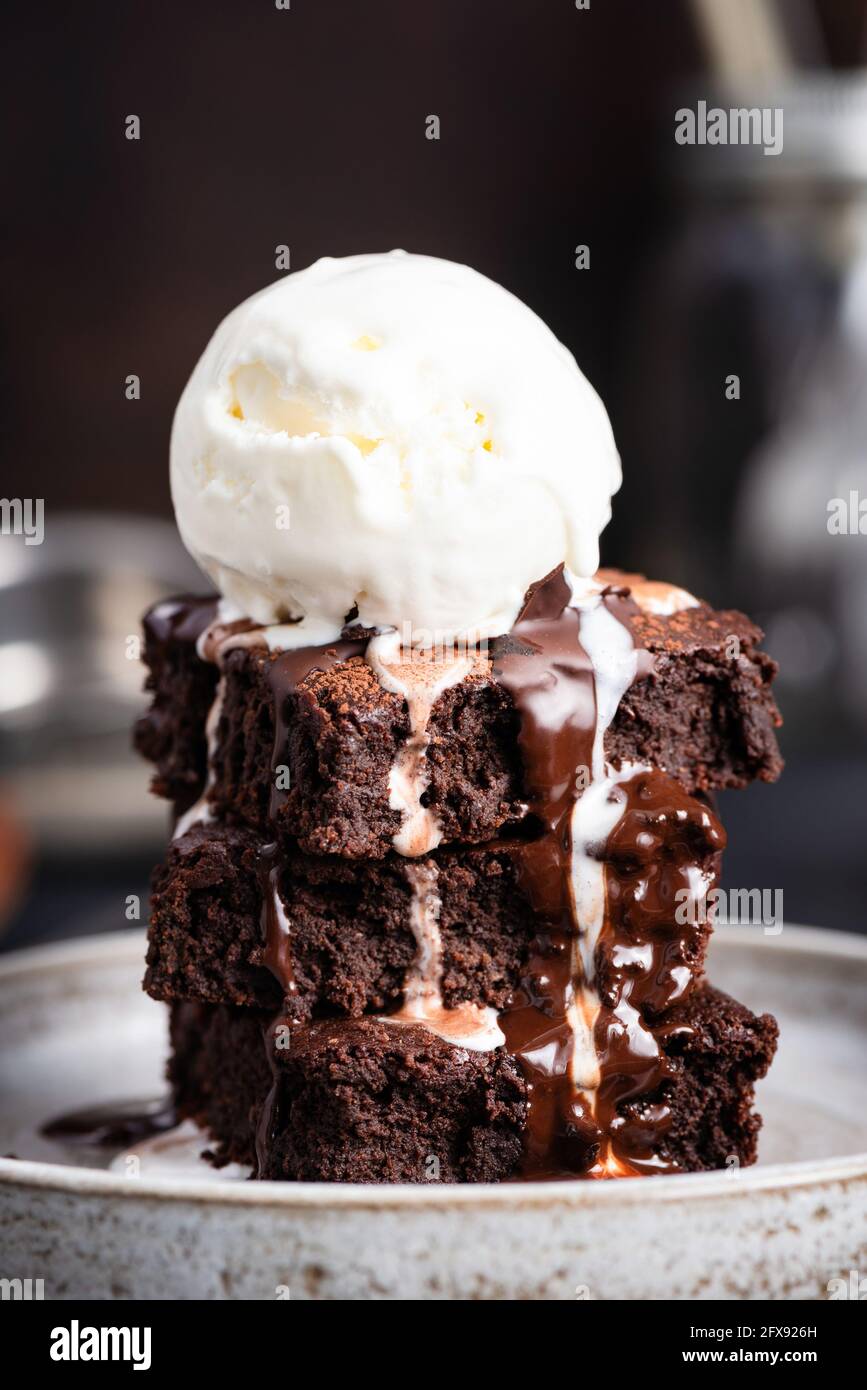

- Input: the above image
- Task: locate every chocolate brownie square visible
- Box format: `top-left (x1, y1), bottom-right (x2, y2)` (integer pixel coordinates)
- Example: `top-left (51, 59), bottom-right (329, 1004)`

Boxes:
top-left (168, 985), bottom-right (778, 1182)
top-left (135, 579), bottom-right (782, 860)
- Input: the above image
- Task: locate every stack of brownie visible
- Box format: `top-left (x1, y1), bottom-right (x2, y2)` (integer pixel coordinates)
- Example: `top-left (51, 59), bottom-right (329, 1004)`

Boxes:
top-left (136, 565), bottom-right (782, 1182)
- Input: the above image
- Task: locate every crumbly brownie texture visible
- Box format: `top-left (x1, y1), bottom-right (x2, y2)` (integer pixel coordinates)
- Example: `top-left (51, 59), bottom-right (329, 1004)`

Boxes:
top-left (146, 822), bottom-right (535, 1017)
top-left (651, 989), bottom-right (779, 1173)
top-left (168, 987), bottom-right (778, 1182)
top-left (134, 585), bottom-right (782, 860)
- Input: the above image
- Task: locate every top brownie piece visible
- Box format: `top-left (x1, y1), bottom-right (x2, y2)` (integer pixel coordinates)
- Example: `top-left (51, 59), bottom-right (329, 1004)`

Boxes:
top-left (135, 577), bottom-right (782, 860)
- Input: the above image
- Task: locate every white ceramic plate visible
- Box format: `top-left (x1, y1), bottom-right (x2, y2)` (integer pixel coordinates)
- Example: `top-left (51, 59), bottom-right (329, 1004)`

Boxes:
top-left (0, 925), bottom-right (865, 1300)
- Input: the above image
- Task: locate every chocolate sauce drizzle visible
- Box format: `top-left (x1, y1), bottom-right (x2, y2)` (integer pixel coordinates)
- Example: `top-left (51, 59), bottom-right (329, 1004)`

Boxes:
top-left (491, 571), bottom-right (605, 1174)
top-left (41, 1097), bottom-right (177, 1149)
top-left (589, 770), bottom-right (724, 1171)
top-left (142, 594), bottom-right (219, 650)
top-left (492, 570), bottom-right (724, 1178)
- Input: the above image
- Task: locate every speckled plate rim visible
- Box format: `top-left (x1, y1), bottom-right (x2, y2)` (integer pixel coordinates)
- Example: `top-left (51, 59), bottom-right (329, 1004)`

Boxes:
top-left (1, 924), bottom-right (865, 1210)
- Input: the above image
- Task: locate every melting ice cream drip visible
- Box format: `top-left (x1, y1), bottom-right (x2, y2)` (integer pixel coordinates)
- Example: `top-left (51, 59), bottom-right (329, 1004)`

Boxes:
top-left (383, 859), bottom-right (504, 1052)
top-left (564, 578), bottom-right (649, 1118)
top-left (571, 587), bottom-right (639, 781)
top-left (365, 632), bottom-right (502, 1048)
top-left (596, 571), bottom-right (699, 618)
top-left (365, 632), bottom-right (477, 857)
top-left (400, 860), bottom-right (444, 1010)
top-left (567, 763), bottom-right (647, 1094)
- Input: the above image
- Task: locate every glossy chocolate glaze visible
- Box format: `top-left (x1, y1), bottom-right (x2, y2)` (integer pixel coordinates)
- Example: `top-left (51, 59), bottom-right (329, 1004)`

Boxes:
top-left (143, 594), bottom-right (219, 649)
top-left (586, 769), bottom-right (724, 1176)
top-left (255, 1014), bottom-right (291, 1178)
top-left (257, 842), bottom-right (296, 1002)
top-left (490, 570), bottom-right (601, 1173)
top-left (492, 570), bottom-right (724, 1178)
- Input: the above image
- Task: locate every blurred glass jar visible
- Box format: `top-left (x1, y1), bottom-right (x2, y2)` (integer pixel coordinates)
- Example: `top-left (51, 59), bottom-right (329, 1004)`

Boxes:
top-left (617, 74), bottom-right (867, 744)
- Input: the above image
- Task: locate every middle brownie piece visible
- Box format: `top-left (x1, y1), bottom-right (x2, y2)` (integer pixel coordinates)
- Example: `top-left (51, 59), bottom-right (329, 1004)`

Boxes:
top-left (145, 822), bottom-right (535, 1018)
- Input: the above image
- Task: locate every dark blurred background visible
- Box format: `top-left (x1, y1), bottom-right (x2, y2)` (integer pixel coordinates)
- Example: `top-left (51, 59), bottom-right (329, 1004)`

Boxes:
top-left (2, 0), bottom-right (866, 950)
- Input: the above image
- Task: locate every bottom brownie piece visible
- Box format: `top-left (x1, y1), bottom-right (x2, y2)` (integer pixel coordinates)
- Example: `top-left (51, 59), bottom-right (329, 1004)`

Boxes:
top-left (169, 985), bottom-right (777, 1183)
top-left (169, 1004), bottom-right (526, 1182)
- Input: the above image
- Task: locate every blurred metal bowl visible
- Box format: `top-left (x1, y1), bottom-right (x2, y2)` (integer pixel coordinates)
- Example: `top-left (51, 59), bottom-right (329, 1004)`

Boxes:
top-left (0, 513), bottom-right (210, 854)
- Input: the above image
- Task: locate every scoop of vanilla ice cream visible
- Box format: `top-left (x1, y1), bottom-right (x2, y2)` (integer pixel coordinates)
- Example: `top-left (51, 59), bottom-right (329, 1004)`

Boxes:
top-left (171, 251), bottom-right (620, 644)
